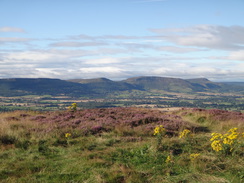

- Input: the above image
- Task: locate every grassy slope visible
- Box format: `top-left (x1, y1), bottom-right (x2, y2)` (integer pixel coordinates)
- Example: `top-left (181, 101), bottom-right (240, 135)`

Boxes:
top-left (0, 108), bottom-right (243, 183)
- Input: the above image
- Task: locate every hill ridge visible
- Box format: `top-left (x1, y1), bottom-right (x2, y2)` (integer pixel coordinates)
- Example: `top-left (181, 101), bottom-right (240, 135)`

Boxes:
top-left (0, 76), bottom-right (243, 97)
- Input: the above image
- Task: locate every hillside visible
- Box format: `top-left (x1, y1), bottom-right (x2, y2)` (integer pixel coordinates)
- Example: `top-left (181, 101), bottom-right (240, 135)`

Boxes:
top-left (123, 76), bottom-right (223, 92)
top-left (0, 76), bottom-right (243, 97)
top-left (0, 107), bottom-right (243, 182)
top-left (123, 76), bottom-right (193, 92)
top-left (218, 82), bottom-right (244, 93)
top-left (0, 78), bottom-right (90, 97)
top-left (69, 78), bottom-right (140, 94)
top-left (186, 78), bottom-right (222, 90)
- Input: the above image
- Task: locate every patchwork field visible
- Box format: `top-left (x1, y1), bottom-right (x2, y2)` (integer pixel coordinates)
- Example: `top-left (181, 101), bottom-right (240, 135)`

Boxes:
top-left (0, 107), bottom-right (243, 182)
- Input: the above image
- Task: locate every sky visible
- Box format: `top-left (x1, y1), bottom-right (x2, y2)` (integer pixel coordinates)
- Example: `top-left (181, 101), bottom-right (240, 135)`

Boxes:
top-left (0, 0), bottom-right (244, 81)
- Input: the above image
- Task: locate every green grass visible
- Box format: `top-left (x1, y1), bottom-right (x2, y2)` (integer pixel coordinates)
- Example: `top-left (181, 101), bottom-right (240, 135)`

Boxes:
top-left (0, 108), bottom-right (243, 183)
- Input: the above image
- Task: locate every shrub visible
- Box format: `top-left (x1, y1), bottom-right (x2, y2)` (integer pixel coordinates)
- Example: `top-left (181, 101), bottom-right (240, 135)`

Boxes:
top-left (210, 127), bottom-right (243, 155)
top-left (68, 103), bottom-right (77, 112)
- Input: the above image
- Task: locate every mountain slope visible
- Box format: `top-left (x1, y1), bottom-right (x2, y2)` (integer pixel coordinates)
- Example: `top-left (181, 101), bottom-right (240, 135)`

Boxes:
top-left (123, 76), bottom-right (224, 92)
top-left (186, 78), bottom-right (222, 91)
top-left (218, 82), bottom-right (244, 94)
top-left (123, 76), bottom-right (193, 92)
top-left (69, 78), bottom-right (140, 94)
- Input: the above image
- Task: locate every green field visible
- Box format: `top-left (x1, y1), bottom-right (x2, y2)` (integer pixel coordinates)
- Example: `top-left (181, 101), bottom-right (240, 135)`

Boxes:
top-left (1, 90), bottom-right (244, 112)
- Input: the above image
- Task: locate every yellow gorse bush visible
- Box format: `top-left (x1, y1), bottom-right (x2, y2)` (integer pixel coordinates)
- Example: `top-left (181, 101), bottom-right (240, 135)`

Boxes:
top-left (223, 128), bottom-right (238, 143)
top-left (68, 103), bottom-right (77, 112)
top-left (210, 132), bottom-right (223, 141)
top-left (211, 140), bottom-right (223, 152)
top-left (153, 125), bottom-right (165, 136)
top-left (179, 129), bottom-right (191, 139)
top-left (153, 125), bottom-right (166, 150)
top-left (210, 127), bottom-right (242, 153)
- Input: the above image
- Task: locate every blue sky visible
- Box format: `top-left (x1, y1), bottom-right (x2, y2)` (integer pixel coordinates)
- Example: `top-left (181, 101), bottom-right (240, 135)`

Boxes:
top-left (0, 0), bottom-right (244, 81)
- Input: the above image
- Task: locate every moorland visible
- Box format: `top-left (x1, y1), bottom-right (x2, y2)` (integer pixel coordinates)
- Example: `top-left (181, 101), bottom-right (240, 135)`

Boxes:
top-left (0, 107), bottom-right (243, 182)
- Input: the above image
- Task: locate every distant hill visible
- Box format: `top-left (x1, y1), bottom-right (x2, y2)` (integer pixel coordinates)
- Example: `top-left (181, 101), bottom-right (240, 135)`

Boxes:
top-left (69, 78), bottom-right (113, 84)
top-left (68, 78), bottom-right (140, 94)
top-left (123, 76), bottom-right (192, 92)
top-left (218, 82), bottom-right (244, 93)
top-left (0, 78), bottom-right (90, 97)
top-left (123, 76), bottom-right (222, 92)
top-left (0, 76), bottom-right (243, 97)
top-left (186, 78), bottom-right (222, 91)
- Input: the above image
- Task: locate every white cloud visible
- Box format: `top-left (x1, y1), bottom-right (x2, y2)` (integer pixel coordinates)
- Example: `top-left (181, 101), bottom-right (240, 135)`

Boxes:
top-left (1, 54), bottom-right (244, 80)
top-left (50, 41), bottom-right (107, 47)
top-left (83, 57), bottom-right (121, 65)
top-left (228, 50), bottom-right (244, 61)
top-left (77, 66), bottom-right (129, 80)
top-left (35, 68), bottom-right (63, 78)
top-left (0, 25), bottom-right (244, 81)
top-left (3, 48), bottom-right (127, 64)
top-left (173, 33), bottom-right (221, 47)
top-left (6, 51), bottom-right (59, 61)
top-left (150, 25), bottom-right (244, 50)
top-left (149, 60), bottom-right (244, 81)
top-left (157, 46), bottom-right (201, 53)
top-left (0, 27), bottom-right (25, 33)
top-left (79, 66), bottom-right (123, 73)
top-left (0, 37), bottom-right (30, 43)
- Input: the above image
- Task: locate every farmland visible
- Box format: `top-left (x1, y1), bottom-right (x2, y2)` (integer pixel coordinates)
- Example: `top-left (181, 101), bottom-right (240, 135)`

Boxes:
top-left (0, 90), bottom-right (243, 112)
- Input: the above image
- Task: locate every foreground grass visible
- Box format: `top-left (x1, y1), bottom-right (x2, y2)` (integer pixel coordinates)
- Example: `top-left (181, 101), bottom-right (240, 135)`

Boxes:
top-left (0, 108), bottom-right (243, 183)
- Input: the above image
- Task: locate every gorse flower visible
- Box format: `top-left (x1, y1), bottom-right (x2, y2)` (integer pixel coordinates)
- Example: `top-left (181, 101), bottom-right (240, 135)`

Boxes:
top-left (210, 127), bottom-right (243, 153)
top-left (228, 128), bottom-right (237, 134)
top-left (226, 128), bottom-right (238, 139)
top-left (223, 137), bottom-right (233, 145)
top-left (190, 153), bottom-right (200, 161)
top-left (210, 133), bottom-right (223, 141)
top-left (68, 103), bottom-right (77, 112)
top-left (222, 127), bottom-right (238, 146)
top-left (179, 129), bottom-right (191, 139)
top-left (211, 140), bottom-right (223, 152)
top-left (153, 125), bottom-right (166, 150)
top-left (165, 155), bottom-right (172, 164)
top-left (65, 133), bottom-right (71, 138)
top-left (153, 125), bottom-right (165, 136)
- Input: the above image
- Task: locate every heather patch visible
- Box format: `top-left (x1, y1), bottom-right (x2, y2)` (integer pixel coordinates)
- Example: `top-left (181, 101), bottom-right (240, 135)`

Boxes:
top-left (27, 107), bottom-right (204, 136)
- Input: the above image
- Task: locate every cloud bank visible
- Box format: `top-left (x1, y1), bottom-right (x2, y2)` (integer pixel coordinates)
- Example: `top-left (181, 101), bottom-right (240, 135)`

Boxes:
top-left (0, 25), bottom-right (244, 81)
